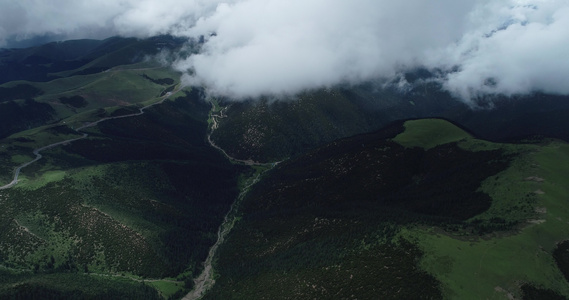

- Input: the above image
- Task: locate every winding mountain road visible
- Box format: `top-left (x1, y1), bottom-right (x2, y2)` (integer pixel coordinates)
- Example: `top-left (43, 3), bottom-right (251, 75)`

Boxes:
top-left (0, 90), bottom-right (276, 300)
top-left (0, 88), bottom-right (180, 190)
top-left (207, 104), bottom-right (278, 167)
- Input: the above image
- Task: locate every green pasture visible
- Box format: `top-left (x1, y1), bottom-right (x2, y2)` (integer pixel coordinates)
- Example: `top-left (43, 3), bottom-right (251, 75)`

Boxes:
top-left (396, 120), bottom-right (569, 299)
top-left (392, 118), bottom-right (472, 150)
top-left (147, 280), bottom-right (185, 299)
top-left (1, 66), bottom-right (181, 121)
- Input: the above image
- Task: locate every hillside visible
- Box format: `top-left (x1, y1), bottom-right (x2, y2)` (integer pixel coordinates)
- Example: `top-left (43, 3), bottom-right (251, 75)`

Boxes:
top-left (205, 119), bottom-right (569, 299)
top-left (0, 35), bottom-right (186, 84)
top-left (0, 35), bottom-right (187, 139)
top-left (211, 82), bottom-right (569, 163)
top-left (0, 52), bottom-right (249, 297)
top-left (209, 83), bottom-right (461, 162)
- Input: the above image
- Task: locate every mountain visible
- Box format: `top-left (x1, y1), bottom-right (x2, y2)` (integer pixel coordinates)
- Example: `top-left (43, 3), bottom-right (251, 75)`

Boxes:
top-left (1, 37), bottom-right (569, 299)
top-left (211, 82), bottom-right (569, 163)
top-left (0, 35), bottom-right (189, 140)
top-left (0, 35), bottom-right (186, 84)
top-left (0, 37), bottom-right (247, 298)
top-left (206, 119), bottom-right (569, 299)
top-left (0, 88), bottom-right (248, 298)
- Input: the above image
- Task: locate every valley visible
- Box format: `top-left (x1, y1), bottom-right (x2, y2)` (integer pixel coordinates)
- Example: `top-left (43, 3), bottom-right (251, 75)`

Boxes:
top-left (1, 36), bottom-right (569, 300)
top-left (0, 37), bottom-right (248, 298)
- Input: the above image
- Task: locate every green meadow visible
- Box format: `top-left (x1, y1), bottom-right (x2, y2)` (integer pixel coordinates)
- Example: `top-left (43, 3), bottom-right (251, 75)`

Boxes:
top-left (393, 119), bottom-right (569, 299)
top-left (392, 118), bottom-right (472, 149)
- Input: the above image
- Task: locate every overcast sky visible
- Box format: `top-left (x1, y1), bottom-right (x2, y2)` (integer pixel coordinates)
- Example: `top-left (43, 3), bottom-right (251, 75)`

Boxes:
top-left (1, 0), bottom-right (568, 103)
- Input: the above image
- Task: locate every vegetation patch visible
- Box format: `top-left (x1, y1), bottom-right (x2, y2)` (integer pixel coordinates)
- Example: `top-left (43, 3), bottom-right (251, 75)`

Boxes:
top-left (147, 280), bottom-right (186, 299)
top-left (0, 269), bottom-right (161, 299)
top-left (521, 284), bottom-right (568, 300)
top-left (0, 99), bottom-right (55, 138)
top-left (554, 240), bottom-right (569, 284)
top-left (209, 83), bottom-right (471, 162)
top-left (207, 227), bottom-right (441, 299)
top-left (10, 154), bottom-right (33, 164)
top-left (142, 74), bottom-right (175, 85)
top-left (0, 84), bottom-right (44, 102)
top-left (393, 118), bottom-right (471, 149)
top-left (59, 95), bottom-right (88, 108)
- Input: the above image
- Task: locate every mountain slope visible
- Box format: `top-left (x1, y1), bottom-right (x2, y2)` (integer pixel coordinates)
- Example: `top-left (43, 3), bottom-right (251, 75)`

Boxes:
top-left (0, 35), bottom-right (186, 84)
top-left (210, 83), bottom-right (467, 162)
top-left (0, 88), bottom-right (248, 298)
top-left (211, 81), bottom-right (569, 163)
top-left (205, 119), bottom-right (569, 299)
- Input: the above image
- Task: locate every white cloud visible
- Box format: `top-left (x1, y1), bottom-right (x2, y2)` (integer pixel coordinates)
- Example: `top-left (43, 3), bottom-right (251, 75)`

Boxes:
top-left (0, 0), bottom-right (223, 44)
top-left (173, 0), bottom-right (478, 98)
top-left (0, 0), bottom-right (123, 42)
top-left (430, 1), bottom-right (569, 102)
top-left (1, 0), bottom-right (568, 102)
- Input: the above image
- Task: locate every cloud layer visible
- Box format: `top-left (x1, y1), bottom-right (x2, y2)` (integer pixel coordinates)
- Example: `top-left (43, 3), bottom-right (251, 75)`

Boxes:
top-left (175, 0), bottom-right (477, 98)
top-left (1, 0), bottom-right (568, 102)
top-left (426, 0), bottom-right (569, 101)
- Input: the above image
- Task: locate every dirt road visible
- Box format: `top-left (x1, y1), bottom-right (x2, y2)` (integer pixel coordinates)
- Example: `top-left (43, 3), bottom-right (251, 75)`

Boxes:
top-left (0, 86), bottom-right (180, 190)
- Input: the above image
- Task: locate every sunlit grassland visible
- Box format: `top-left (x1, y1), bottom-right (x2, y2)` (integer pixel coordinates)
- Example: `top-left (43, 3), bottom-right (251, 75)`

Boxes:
top-left (8, 125), bottom-right (83, 148)
top-left (0, 147), bottom-right (33, 184)
top-left (15, 170), bottom-right (67, 190)
top-left (10, 154), bottom-right (33, 164)
top-left (392, 118), bottom-right (472, 149)
top-left (51, 58), bottom-right (162, 78)
top-left (147, 280), bottom-right (185, 299)
top-left (468, 144), bottom-right (539, 227)
top-left (36, 68), bottom-right (177, 107)
top-left (394, 119), bottom-right (569, 299)
top-left (0, 65), bottom-right (183, 186)
top-left (112, 61), bottom-right (163, 71)
top-left (0, 128), bottom-right (83, 186)
top-left (1, 66), bottom-right (181, 121)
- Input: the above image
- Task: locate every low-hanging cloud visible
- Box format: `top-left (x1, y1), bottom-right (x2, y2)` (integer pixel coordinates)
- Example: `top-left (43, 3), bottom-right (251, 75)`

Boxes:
top-left (426, 0), bottom-right (569, 102)
top-left (0, 0), bottom-right (226, 44)
top-left (1, 0), bottom-right (568, 103)
top-left (174, 0), bottom-right (476, 98)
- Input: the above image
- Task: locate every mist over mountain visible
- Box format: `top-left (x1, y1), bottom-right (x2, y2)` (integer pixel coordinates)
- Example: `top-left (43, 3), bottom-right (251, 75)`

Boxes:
top-left (1, 0), bottom-right (568, 104)
top-left (2, 2), bottom-right (569, 299)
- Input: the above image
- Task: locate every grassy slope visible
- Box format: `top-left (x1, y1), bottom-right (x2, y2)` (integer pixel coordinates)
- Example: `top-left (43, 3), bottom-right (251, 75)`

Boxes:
top-left (0, 36), bottom-right (185, 139)
top-left (35, 66), bottom-right (179, 118)
top-left (393, 120), bottom-right (569, 299)
top-left (392, 118), bottom-right (472, 149)
top-left (0, 64), bottom-right (181, 181)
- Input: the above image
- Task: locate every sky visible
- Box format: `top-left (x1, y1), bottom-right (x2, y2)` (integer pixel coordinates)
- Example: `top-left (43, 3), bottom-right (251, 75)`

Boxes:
top-left (1, 0), bottom-right (568, 103)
